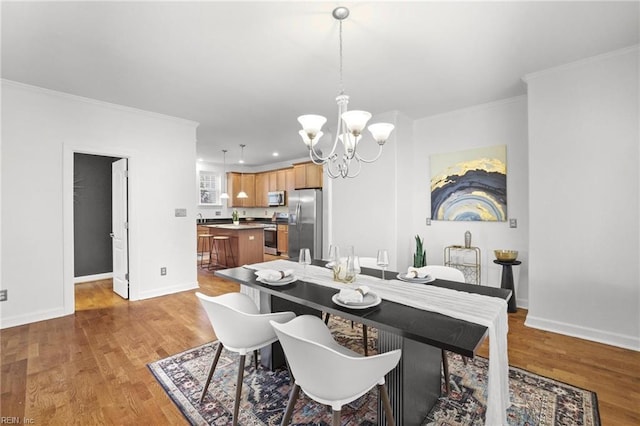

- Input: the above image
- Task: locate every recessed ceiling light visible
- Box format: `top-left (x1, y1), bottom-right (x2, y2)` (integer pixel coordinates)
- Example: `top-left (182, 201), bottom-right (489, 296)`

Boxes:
top-left (273, 152), bottom-right (279, 157)
top-left (197, 158), bottom-right (204, 162)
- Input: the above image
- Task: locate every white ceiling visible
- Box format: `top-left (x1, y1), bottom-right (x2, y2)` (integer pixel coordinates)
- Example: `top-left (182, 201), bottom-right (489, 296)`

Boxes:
top-left (2, 1), bottom-right (638, 167)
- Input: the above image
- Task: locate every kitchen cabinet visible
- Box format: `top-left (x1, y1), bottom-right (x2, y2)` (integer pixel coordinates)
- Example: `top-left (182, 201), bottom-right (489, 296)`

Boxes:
top-left (255, 172), bottom-right (269, 207)
top-left (276, 169), bottom-right (286, 191)
top-left (285, 168), bottom-right (295, 197)
top-left (269, 171), bottom-right (278, 191)
top-left (227, 172), bottom-right (256, 207)
top-left (277, 224), bottom-right (288, 255)
top-left (293, 162), bottom-right (323, 189)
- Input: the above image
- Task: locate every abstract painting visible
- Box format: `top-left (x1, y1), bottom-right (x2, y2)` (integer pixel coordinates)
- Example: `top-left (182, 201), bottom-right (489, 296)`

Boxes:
top-left (430, 145), bottom-right (507, 221)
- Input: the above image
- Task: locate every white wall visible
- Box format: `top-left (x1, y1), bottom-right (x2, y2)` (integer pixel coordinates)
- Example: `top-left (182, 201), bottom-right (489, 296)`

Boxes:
top-left (1, 80), bottom-right (199, 328)
top-left (412, 97), bottom-right (530, 302)
top-left (524, 46), bottom-right (639, 350)
top-left (328, 111), bottom-right (407, 270)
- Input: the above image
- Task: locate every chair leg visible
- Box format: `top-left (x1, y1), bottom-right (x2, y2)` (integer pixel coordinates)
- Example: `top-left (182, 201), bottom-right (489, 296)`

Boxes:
top-left (324, 312), bottom-right (330, 325)
top-left (332, 409), bottom-right (341, 426)
top-left (378, 384), bottom-right (395, 426)
top-left (362, 324), bottom-right (368, 357)
top-left (280, 383), bottom-right (300, 426)
top-left (232, 354), bottom-right (246, 426)
top-left (254, 349), bottom-right (259, 370)
top-left (199, 343), bottom-right (224, 403)
top-left (442, 349), bottom-right (451, 395)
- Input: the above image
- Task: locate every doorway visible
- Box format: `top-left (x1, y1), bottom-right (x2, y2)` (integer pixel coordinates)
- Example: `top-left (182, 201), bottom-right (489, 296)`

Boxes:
top-left (63, 145), bottom-right (133, 316)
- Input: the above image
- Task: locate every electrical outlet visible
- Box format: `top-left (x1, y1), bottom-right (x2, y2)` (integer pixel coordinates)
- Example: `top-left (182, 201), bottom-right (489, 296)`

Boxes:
top-left (509, 218), bottom-right (518, 228)
top-left (175, 208), bottom-right (187, 217)
top-left (426, 218), bottom-right (431, 226)
top-left (160, 267), bottom-right (167, 276)
top-left (215, 211), bottom-right (221, 216)
top-left (0, 289), bottom-right (7, 302)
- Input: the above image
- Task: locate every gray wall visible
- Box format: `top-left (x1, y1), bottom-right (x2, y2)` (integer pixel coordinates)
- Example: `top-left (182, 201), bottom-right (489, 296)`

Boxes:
top-left (74, 153), bottom-right (120, 277)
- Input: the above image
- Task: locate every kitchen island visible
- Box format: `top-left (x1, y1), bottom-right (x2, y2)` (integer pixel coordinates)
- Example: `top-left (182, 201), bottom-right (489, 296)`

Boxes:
top-left (203, 223), bottom-right (265, 266)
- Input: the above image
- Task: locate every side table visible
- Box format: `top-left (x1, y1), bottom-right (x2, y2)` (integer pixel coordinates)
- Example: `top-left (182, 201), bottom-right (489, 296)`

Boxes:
top-left (493, 260), bottom-right (521, 313)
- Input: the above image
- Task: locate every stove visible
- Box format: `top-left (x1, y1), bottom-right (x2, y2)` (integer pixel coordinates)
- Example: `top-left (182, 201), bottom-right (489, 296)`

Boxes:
top-left (264, 213), bottom-right (288, 255)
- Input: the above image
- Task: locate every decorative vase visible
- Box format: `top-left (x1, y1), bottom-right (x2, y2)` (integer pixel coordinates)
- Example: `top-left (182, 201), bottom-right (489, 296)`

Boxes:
top-left (332, 246), bottom-right (357, 283)
top-left (233, 220), bottom-right (239, 226)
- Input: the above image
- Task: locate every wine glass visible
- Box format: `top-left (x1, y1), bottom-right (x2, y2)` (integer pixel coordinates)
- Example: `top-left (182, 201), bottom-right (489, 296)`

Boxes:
top-left (377, 249), bottom-right (389, 280)
top-left (299, 248), bottom-right (311, 279)
top-left (328, 245), bottom-right (340, 266)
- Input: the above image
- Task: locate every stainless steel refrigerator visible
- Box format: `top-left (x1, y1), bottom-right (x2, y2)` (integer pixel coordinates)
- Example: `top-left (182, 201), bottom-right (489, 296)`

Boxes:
top-left (288, 189), bottom-right (322, 260)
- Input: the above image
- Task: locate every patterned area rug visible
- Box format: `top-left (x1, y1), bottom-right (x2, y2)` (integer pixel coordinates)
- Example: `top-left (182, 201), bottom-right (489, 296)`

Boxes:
top-left (148, 317), bottom-right (600, 426)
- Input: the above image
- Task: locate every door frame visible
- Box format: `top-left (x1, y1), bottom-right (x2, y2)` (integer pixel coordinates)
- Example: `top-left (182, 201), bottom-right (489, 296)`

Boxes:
top-left (62, 143), bottom-right (139, 315)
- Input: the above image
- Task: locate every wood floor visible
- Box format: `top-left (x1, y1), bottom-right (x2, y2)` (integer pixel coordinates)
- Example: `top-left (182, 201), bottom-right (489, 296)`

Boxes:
top-left (2, 265), bottom-right (639, 425)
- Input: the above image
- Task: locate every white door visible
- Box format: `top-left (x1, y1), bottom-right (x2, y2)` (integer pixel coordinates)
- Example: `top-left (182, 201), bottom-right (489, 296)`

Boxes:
top-left (112, 158), bottom-right (129, 299)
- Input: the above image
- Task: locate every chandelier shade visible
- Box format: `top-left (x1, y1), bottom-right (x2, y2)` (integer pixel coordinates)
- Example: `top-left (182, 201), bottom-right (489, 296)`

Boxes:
top-left (296, 6), bottom-right (394, 179)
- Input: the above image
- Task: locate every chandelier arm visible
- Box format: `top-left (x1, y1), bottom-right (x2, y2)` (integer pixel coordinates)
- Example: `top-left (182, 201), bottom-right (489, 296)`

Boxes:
top-left (354, 144), bottom-right (384, 164)
top-left (325, 157), bottom-right (343, 178)
top-left (344, 156), bottom-right (362, 178)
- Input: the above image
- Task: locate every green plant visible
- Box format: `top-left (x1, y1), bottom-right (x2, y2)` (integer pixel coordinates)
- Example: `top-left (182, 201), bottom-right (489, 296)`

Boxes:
top-left (413, 234), bottom-right (426, 267)
top-left (232, 209), bottom-right (239, 222)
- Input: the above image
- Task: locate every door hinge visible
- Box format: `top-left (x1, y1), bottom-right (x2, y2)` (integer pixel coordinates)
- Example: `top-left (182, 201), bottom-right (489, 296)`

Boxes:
top-left (125, 273), bottom-right (129, 281)
top-left (124, 170), bottom-right (129, 178)
top-left (124, 222), bottom-right (129, 229)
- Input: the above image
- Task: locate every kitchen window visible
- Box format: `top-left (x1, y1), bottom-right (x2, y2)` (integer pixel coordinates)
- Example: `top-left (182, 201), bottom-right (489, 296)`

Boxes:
top-left (199, 170), bottom-right (222, 205)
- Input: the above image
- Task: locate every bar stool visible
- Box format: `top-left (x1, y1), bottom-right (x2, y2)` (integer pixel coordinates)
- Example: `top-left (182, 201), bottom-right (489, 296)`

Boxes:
top-left (208, 236), bottom-right (236, 270)
top-left (197, 234), bottom-right (213, 268)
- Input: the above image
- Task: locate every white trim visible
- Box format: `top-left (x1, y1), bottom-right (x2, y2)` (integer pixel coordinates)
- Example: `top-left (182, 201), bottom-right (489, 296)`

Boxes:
top-left (1, 79), bottom-right (199, 128)
top-left (74, 272), bottom-right (113, 284)
top-left (522, 44), bottom-right (639, 83)
top-left (419, 95), bottom-right (527, 121)
top-left (525, 314), bottom-right (640, 352)
top-left (1, 307), bottom-right (69, 330)
top-left (137, 282), bottom-right (200, 300)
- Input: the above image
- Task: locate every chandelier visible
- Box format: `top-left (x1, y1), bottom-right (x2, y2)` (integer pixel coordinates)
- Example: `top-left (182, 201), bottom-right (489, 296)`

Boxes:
top-left (297, 6), bottom-right (394, 179)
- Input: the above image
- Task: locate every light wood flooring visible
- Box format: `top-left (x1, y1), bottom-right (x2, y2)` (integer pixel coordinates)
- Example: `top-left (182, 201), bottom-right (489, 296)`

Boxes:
top-left (2, 265), bottom-right (639, 425)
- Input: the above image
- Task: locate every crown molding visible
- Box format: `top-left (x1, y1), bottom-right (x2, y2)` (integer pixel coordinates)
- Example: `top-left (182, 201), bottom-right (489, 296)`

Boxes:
top-left (1, 79), bottom-right (200, 128)
top-left (522, 44), bottom-right (639, 83)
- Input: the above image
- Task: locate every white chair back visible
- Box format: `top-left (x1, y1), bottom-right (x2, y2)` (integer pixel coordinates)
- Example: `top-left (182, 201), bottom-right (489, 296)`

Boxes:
top-left (196, 292), bottom-right (295, 354)
top-left (423, 265), bottom-right (465, 283)
top-left (271, 315), bottom-right (401, 409)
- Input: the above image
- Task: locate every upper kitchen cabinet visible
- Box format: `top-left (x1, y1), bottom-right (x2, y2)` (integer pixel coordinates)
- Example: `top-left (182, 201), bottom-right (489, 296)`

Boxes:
top-left (255, 172), bottom-right (269, 207)
top-left (293, 162), bottom-right (323, 189)
top-left (227, 172), bottom-right (256, 207)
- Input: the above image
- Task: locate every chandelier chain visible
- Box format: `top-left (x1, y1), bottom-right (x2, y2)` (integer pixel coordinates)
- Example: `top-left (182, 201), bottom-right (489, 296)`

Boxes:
top-left (339, 19), bottom-right (344, 95)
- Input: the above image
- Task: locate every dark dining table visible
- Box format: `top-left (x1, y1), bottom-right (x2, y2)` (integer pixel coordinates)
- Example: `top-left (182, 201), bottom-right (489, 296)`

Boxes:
top-left (215, 260), bottom-right (511, 426)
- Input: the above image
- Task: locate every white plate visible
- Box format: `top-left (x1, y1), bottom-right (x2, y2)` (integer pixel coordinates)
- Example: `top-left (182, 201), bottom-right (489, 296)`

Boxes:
top-left (258, 275), bottom-right (297, 286)
top-left (396, 273), bottom-right (435, 284)
top-left (331, 292), bottom-right (382, 309)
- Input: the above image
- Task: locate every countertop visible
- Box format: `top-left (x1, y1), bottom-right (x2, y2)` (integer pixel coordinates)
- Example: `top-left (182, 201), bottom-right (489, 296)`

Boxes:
top-left (203, 223), bottom-right (267, 230)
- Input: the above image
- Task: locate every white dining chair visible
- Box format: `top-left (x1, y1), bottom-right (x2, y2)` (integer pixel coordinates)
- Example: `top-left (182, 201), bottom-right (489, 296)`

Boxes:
top-left (271, 315), bottom-right (401, 426)
top-left (195, 292), bottom-right (296, 426)
top-left (419, 265), bottom-right (467, 395)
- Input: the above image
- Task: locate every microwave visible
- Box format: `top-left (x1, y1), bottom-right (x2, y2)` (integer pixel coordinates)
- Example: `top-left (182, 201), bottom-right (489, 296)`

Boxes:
top-left (268, 191), bottom-right (286, 206)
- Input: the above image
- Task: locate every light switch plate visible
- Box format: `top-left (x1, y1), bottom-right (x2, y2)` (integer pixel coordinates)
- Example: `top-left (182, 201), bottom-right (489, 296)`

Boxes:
top-left (509, 218), bottom-right (517, 228)
top-left (0, 289), bottom-right (7, 302)
top-left (175, 208), bottom-right (187, 217)
top-left (426, 218), bottom-right (431, 226)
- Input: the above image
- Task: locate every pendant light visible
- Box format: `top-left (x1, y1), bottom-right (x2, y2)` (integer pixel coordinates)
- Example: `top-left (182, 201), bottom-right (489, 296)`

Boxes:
top-left (220, 149), bottom-right (229, 199)
top-left (237, 144), bottom-right (248, 199)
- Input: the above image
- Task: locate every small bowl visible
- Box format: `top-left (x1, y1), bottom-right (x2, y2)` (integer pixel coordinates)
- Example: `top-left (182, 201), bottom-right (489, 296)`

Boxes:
top-left (494, 250), bottom-right (518, 262)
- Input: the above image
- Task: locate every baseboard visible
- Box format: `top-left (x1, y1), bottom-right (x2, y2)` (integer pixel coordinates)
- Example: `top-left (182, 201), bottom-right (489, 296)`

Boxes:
top-left (136, 281), bottom-right (200, 300)
top-left (525, 314), bottom-right (640, 351)
top-left (1, 307), bottom-right (69, 329)
top-left (74, 272), bottom-right (113, 284)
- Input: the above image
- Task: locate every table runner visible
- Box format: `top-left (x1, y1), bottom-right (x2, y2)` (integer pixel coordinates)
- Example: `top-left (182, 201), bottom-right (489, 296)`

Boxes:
top-left (247, 259), bottom-right (510, 425)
